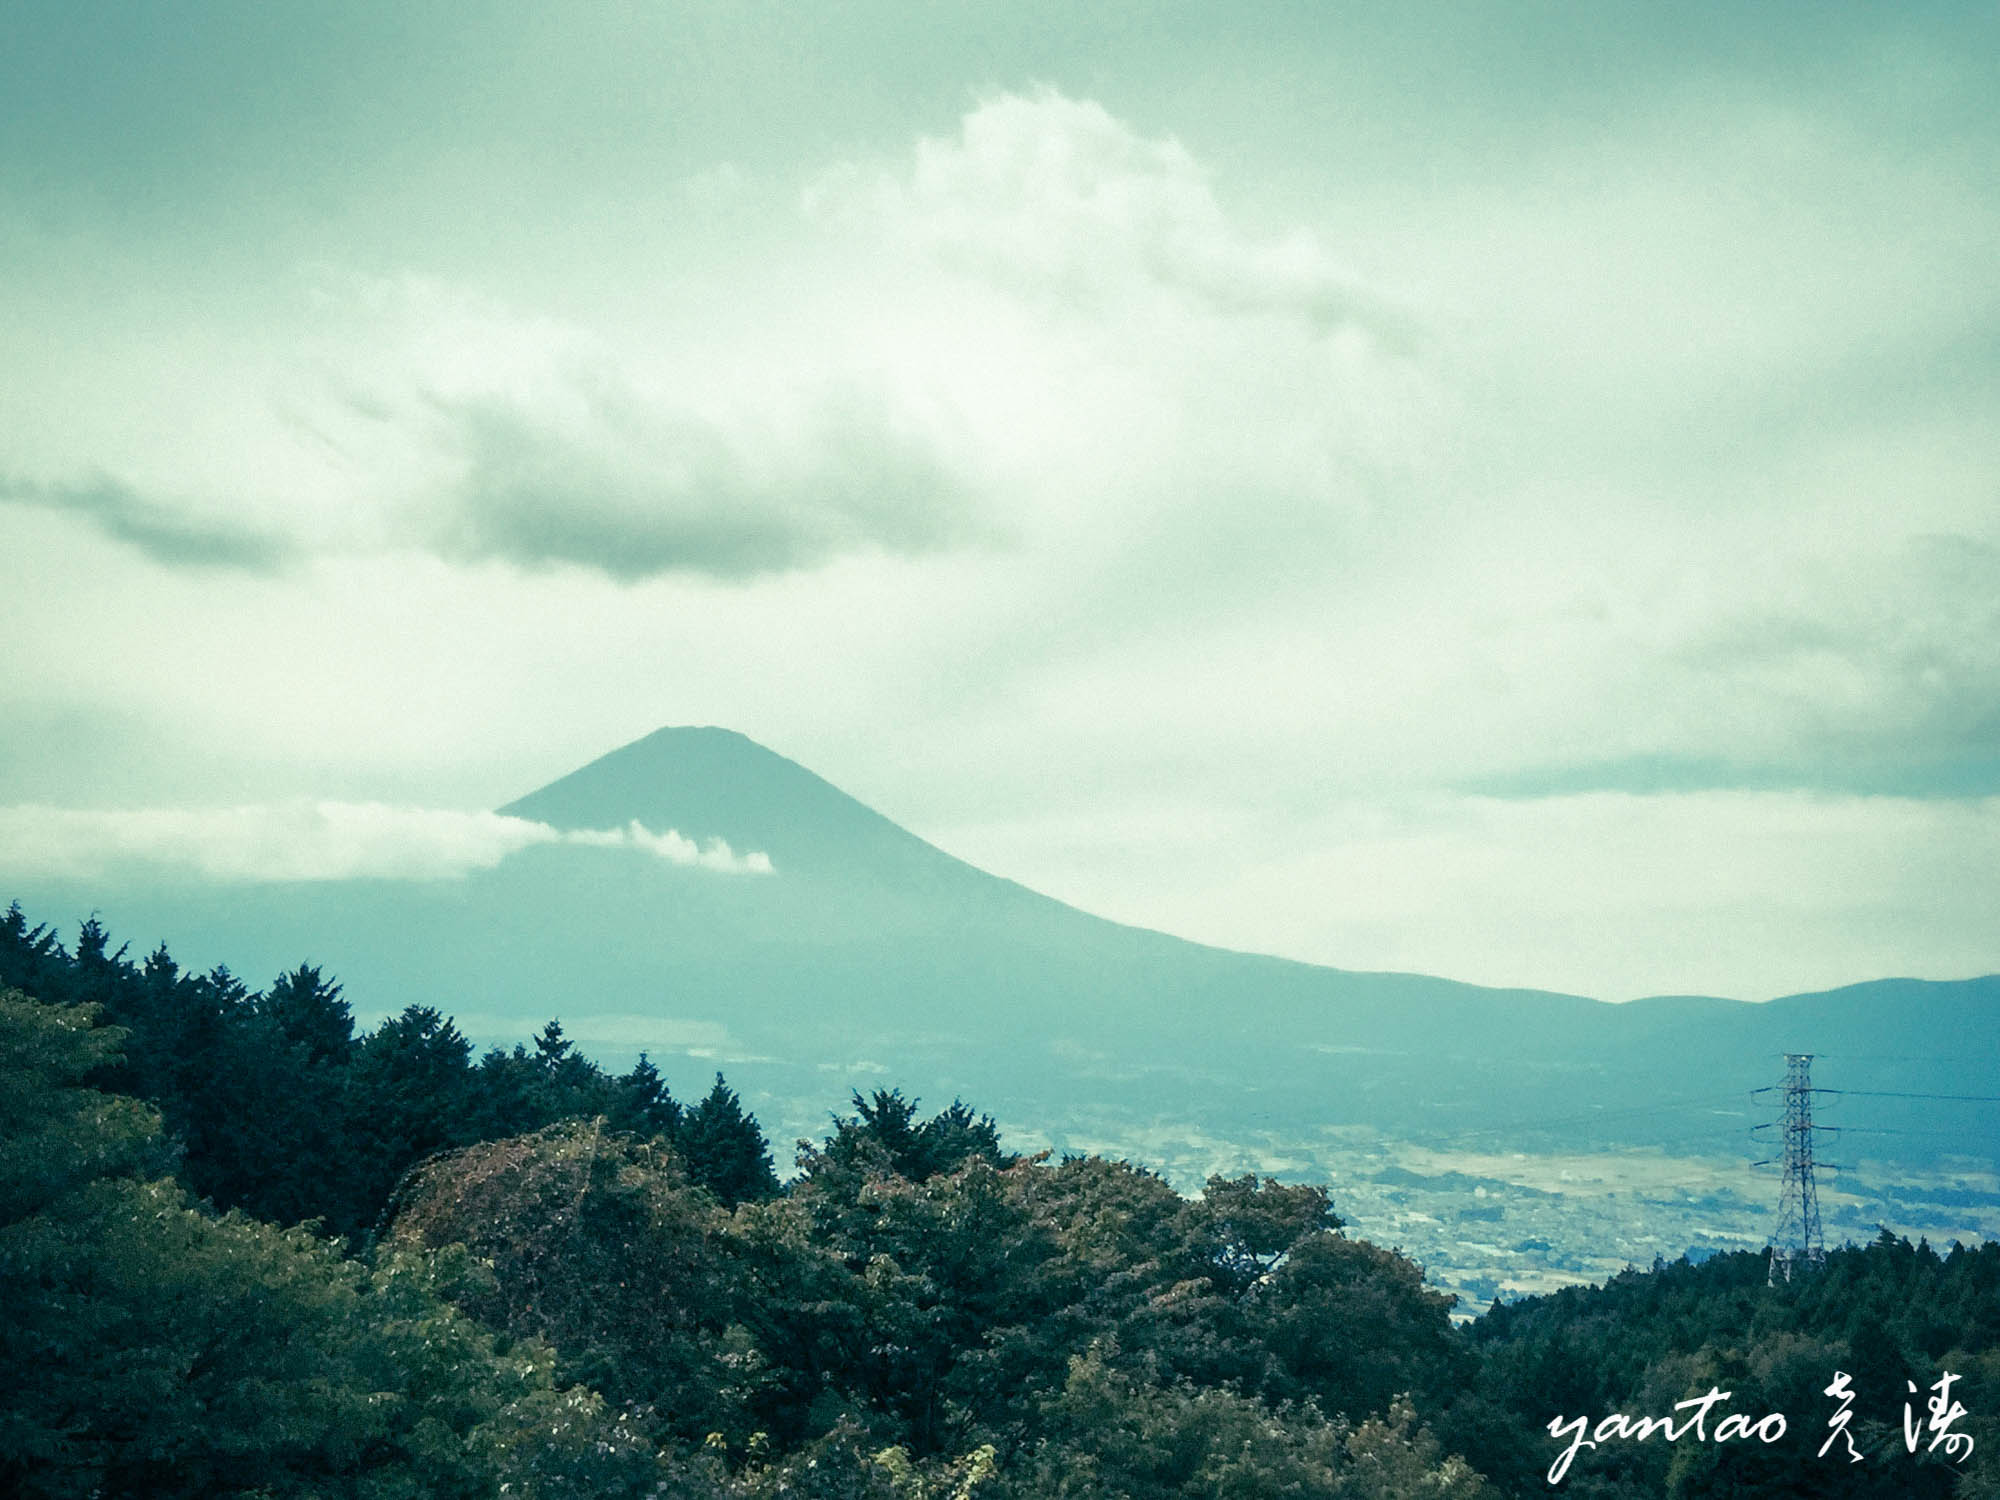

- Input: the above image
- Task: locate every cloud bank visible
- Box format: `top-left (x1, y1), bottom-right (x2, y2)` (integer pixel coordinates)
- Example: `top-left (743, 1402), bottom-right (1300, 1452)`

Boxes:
top-left (814, 89), bottom-right (1410, 343)
top-left (0, 803), bottom-right (772, 883)
top-left (0, 268), bottom-right (991, 581)
top-left (1, 88), bottom-right (1426, 587)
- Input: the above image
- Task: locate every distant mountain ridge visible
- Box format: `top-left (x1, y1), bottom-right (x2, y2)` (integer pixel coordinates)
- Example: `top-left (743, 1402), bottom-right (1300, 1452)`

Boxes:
top-left (498, 725), bottom-right (1606, 995)
top-left (3, 726), bottom-right (1994, 1174)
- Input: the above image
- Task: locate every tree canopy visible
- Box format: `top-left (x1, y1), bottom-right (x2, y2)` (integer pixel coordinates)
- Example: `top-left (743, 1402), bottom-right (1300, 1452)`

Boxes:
top-left (2, 902), bottom-right (1995, 1499)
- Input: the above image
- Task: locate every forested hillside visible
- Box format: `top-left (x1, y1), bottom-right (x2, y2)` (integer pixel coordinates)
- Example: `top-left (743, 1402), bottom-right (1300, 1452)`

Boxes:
top-left (2, 904), bottom-right (1994, 1498)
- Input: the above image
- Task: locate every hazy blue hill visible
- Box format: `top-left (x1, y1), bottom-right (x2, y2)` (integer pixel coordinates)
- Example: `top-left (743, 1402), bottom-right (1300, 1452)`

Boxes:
top-left (4, 726), bottom-right (1994, 1170)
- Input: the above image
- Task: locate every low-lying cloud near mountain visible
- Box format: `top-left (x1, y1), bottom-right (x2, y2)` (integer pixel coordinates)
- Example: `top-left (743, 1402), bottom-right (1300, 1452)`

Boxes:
top-left (0, 804), bottom-right (772, 883)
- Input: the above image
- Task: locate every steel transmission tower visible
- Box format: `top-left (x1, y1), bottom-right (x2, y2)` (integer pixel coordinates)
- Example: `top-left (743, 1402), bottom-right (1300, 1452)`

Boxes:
top-left (1763, 1053), bottom-right (1827, 1283)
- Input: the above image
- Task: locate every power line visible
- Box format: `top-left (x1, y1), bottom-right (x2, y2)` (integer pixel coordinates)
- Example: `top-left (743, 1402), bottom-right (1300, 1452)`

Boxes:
top-left (1810, 1054), bottom-right (1982, 1065)
top-left (1415, 1077), bottom-right (1992, 1155)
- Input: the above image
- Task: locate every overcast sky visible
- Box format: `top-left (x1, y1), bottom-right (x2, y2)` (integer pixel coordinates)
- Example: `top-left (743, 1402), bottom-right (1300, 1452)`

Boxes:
top-left (4, 2), bottom-right (1996, 1000)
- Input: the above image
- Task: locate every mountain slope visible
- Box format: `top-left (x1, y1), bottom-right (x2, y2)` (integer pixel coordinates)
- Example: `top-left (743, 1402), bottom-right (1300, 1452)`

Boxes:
top-left (3, 727), bottom-right (1993, 1172)
top-left (502, 726), bottom-right (978, 886)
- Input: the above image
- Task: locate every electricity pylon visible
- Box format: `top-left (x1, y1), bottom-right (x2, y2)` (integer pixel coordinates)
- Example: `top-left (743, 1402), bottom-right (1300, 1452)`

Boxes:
top-left (1759, 1053), bottom-right (1827, 1284)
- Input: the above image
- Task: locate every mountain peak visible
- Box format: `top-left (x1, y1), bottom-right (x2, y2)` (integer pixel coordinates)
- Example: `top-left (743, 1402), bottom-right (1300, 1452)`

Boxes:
top-left (499, 726), bottom-right (956, 880)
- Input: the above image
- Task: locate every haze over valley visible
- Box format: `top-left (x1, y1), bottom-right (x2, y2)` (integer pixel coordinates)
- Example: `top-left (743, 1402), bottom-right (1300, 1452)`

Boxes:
top-left (10, 726), bottom-right (1994, 1308)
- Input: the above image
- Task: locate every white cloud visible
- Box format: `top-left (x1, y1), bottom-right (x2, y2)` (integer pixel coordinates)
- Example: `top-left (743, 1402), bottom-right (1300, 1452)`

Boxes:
top-left (565, 820), bottom-right (772, 875)
top-left (0, 803), bottom-right (772, 883)
top-left (804, 89), bottom-right (1441, 535)
top-left (10, 86), bottom-right (1987, 833)
top-left (811, 89), bottom-right (1406, 340)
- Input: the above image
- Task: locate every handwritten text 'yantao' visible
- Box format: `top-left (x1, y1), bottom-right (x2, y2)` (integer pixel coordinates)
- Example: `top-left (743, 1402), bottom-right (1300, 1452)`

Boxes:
top-left (1546, 1372), bottom-right (1975, 1485)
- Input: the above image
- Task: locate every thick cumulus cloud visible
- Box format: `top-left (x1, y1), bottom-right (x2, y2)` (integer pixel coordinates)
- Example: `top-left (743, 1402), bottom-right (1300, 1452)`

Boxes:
top-left (807, 89), bottom-right (1439, 523)
top-left (9, 85), bottom-right (1992, 811)
top-left (0, 803), bottom-right (771, 883)
top-left (812, 89), bottom-right (1409, 342)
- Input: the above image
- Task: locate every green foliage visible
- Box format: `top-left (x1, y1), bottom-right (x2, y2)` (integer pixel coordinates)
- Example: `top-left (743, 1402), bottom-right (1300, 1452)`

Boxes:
top-left (611, 1051), bottom-right (685, 1138)
top-left (826, 1090), bottom-right (1013, 1182)
top-left (682, 1072), bottom-right (782, 1207)
top-left (1249, 1233), bottom-right (1468, 1419)
top-left (373, 1090), bottom-right (1476, 1478)
top-left (0, 989), bottom-right (164, 1221)
top-left (0, 990), bottom-right (661, 1499)
top-left (0, 905), bottom-right (769, 1241)
top-left (1198, 1171), bottom-right (1343, 1282)
top-left (388, 1119), bottom-right (749, 1443)
top-left (993, 1343), bottom-right (1488, 1499)
top-left (873, 1441), bottom-right (999, 1500)
top-left (258, 963), bottom-right (355, 1066)
top-left (8, 903), bottom-right (1998, 1500)
top-left (344, 1004), bottom-right (480, 1232)
top-left (1445, 1241), bottom-right (2000, 1498)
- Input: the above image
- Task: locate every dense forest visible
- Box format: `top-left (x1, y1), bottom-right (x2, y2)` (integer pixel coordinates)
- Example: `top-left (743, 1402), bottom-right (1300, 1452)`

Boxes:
top-left (2, 902), bottom-right (1994, 1498)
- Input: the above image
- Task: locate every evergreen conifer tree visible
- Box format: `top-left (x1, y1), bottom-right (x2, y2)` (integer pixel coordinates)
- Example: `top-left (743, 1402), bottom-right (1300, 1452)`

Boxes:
top-left (677, 1073), bottom-right (778, 1207)
top-left (257, 965), bottom-right (354, 1067)
top-left (611, 1053), bottom-right (682, 1140)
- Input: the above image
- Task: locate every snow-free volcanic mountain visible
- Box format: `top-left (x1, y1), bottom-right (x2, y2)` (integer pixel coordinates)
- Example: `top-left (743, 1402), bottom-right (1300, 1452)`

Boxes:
top-left (502, 726), bottom-right (971, 884)
top-left (6, 726), bottom-right (1996, 1169)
